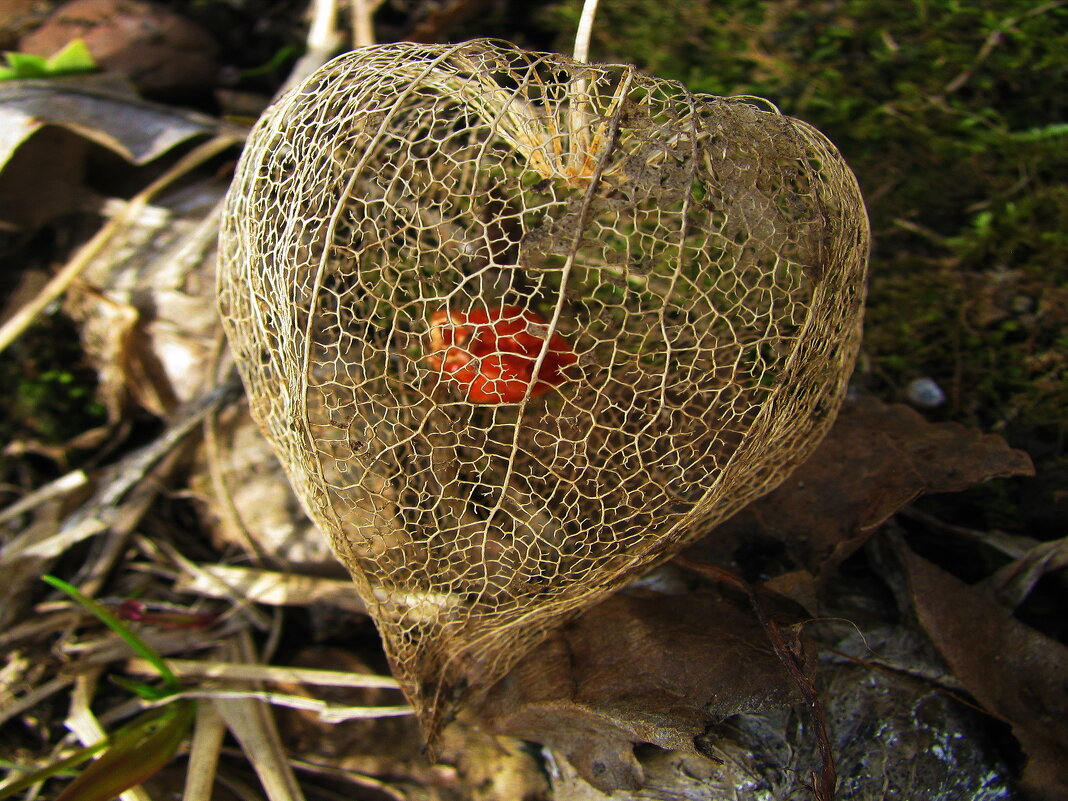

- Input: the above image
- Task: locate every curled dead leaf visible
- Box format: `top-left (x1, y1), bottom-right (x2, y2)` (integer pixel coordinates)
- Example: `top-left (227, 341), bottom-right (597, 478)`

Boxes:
top-left (191, 402), bottom-right (336, 569)
top-left (0, 76), bottom-right (217, 173)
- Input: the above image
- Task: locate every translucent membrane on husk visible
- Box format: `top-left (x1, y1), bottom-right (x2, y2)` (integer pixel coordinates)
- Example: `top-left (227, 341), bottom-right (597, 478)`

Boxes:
top-left (217, 39), bottom-right (869, 735)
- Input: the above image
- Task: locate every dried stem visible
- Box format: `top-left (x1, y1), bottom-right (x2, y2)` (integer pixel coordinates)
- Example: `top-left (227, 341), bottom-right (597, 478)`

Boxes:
top-left (568, 0), bottom-right (602, 179)
top-left (573, 0), bottom-right (601, 63)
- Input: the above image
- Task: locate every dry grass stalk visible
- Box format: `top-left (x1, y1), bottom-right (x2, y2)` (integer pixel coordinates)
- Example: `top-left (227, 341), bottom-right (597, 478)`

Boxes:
top-left (125, 657), bottom-right (402, 689)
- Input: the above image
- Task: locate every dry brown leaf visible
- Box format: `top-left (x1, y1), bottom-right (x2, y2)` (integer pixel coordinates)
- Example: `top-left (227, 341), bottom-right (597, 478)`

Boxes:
top-left (689, 396), bottom-right (1035, 577)
top-left (0, 124), bottom-right (88, 228)
top-left (49, 182), bottom-right (226, 423)
top-left (475, 589), bottom-right (803, 793)
top-left (63, 282), bottom-right (170, 420)
top-left (70, 185), bottom-right (225, 409)
top-left (898, 545), bottom-right (1068, 799)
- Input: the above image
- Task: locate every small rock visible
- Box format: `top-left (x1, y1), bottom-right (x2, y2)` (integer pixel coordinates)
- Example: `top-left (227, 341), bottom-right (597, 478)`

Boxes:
top-left (906, 377), bottom-right (947, 408)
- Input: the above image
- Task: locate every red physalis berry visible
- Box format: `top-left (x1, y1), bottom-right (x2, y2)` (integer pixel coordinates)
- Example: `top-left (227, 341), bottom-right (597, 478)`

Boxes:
top-left (428, 304), bottom-right (578, 404)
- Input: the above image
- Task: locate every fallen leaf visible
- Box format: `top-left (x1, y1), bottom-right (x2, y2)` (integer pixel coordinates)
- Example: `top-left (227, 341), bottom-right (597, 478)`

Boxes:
top-left (63, 282), bottom-right (162, 420)
top-left (687, 396), bottom-right (1035, 578)
top-left (0, 123), bottom-right (88, 228)
top-left (58, 181), bottom-right (227, 416)
top-left (0, 75), bottom-right (220, 229)
top-left (0, 75), bottom-right (217, 174)
top-left (475, 589), bottom-right (803, 793)
top-left (898, 544), bottom-right (1068, 799)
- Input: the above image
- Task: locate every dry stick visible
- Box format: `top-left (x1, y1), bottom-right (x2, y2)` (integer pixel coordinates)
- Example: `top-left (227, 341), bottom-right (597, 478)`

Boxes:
top-left (152, 689), bottom-right (412, 722)
top-left (0, 134), bottom-right (240, 356)
top-left (125, 657), bottom-right (401, 689)
top-left (212, 632), bottom-right (307, 801)
top-left (0, 469), bottom-right (88, 526)
top-left (182, 702), bottom-right (227, 801)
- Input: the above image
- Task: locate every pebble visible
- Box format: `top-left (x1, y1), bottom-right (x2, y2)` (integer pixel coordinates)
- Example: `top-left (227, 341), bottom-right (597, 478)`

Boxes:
top-left (906, 377), bottom-right (946, 408)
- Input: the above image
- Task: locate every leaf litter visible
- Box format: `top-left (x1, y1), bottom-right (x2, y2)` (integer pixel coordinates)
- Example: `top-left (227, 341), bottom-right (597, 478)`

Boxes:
top-left (0, 4), bottom-right (1064, 801)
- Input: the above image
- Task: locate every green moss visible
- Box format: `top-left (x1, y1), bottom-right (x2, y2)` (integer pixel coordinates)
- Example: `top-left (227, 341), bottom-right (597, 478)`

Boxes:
top-left (0, 313), bottom-right (107, 447)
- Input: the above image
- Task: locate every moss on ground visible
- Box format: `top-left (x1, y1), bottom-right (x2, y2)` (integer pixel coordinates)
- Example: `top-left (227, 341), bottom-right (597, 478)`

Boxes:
top-left (0, 313), bottom-right (106, 447)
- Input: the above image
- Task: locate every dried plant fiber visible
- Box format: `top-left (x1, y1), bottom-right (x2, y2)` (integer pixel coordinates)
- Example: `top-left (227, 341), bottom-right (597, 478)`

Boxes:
top-left (218, 39), bottom-right (869, 735)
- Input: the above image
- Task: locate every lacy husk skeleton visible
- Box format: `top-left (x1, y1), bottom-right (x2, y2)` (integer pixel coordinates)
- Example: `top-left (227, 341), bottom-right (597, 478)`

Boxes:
top-left (218, 39), bottom-right (869, 734)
